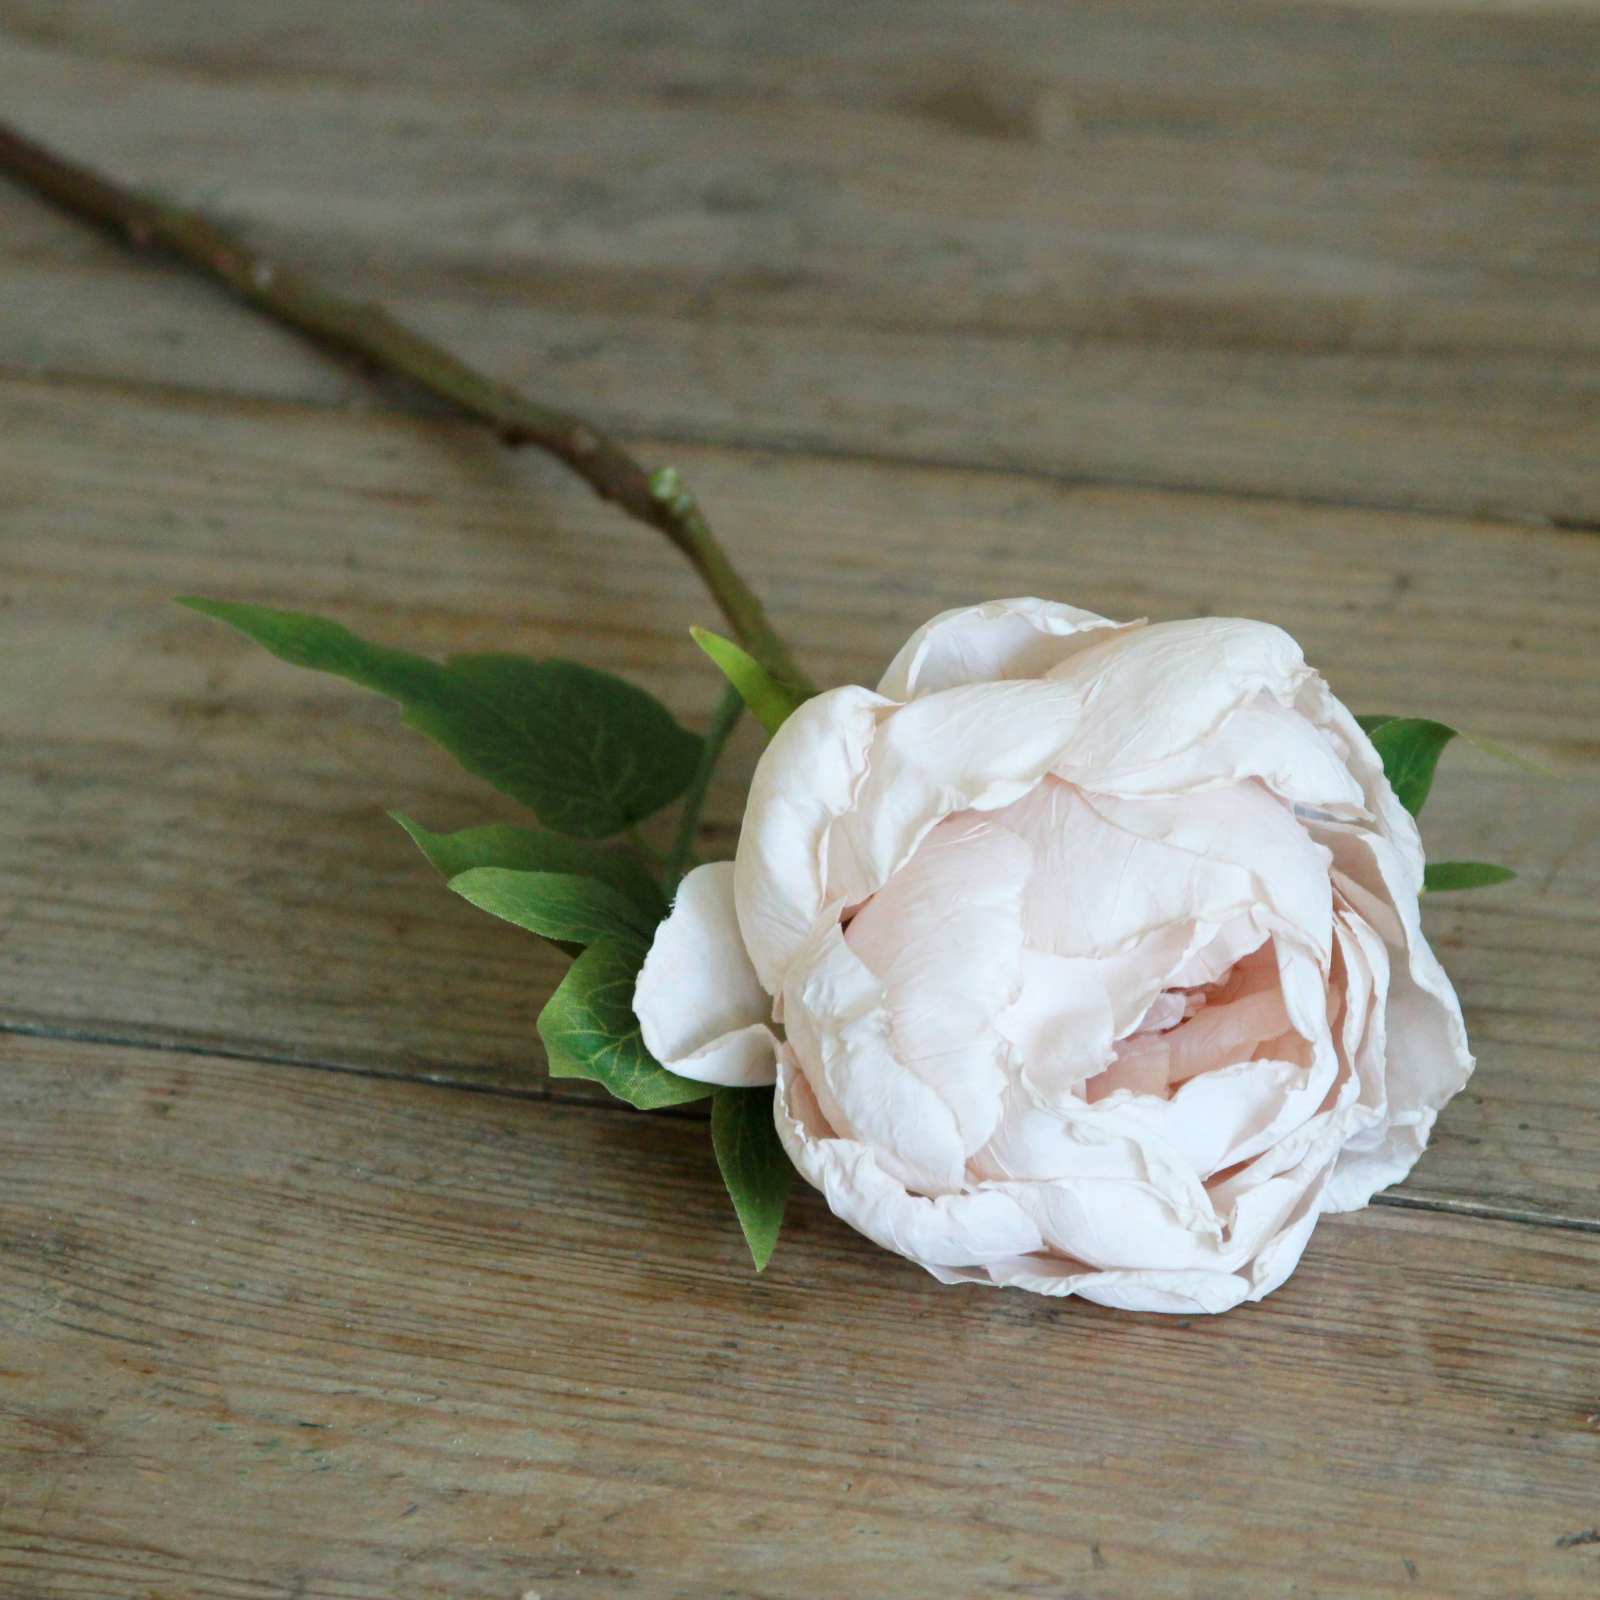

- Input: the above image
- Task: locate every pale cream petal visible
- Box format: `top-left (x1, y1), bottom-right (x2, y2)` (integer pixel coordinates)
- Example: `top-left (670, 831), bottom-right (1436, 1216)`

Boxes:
top-left (973, 1258), bottom-right (1255, 1315)
top-left (634, 861), bottom-right (777, 1086)
top-left (844, 817), bottom-right (1029, 1155)
top-left (734, 685), bottom-right (890, 995)
top-left (996, 949), bottom-right (1116, 1095)
top-left (1316, 832), bottom-right (1473, 1212)
top-left (877, 596), bottom-right (1139, 700)
top-left (774, 1050), bottom-right (1043, 1267)
top-left (829, 681), bottom-right (1085, 902)
top-left (1048, 617), bottom-right (1313, 785)
top-left (782, 922), bottom-right (969, 1194)
top-left (1089, 693), bottom-right (1367, 815)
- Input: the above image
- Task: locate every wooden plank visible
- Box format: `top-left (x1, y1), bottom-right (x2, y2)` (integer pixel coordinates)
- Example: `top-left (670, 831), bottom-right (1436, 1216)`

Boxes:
top-left (2, 1033), bottom-right (1598, 1600)
top-left (1, 1), bottom-right (1597, 520)
top-left (3, 370), bottom-right (1598, 1224)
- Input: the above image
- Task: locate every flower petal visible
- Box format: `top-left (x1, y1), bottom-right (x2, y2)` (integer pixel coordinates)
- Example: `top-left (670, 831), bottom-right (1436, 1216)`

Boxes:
top-left (844, 816), bottom-right (1029, 1156)
top-left (829, 681), bottom-right (1087, 902)
top-left (1048, 617), bottom-right (1313, 786)
top-left (877, 596), bottom-right (1139, 700)
top-left (783, 921), bottom-right (969, 1193)
top-left (634, 861), bottom-right (777, 1087)
top-left (774, 1049), bottom-right (1043, 1267)
top-left (1084, 692), bottom-right (1366, 815)
top-left (734, 685), bottom-right (889, 995)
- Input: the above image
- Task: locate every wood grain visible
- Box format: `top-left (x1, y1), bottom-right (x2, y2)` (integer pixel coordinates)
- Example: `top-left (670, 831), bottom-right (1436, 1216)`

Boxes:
top-left (2, 1033), bottom-right (1597, 1600)
top-left (3, 369), bottom-right (1597, 1224)
top-left (1, 0), bottom-right (1597, 520)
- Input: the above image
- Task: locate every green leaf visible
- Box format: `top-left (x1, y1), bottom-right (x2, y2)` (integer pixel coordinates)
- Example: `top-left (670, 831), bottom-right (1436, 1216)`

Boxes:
top-left (1460, 732), bottom-right (1556, 780)
top-left (536, 936), bottom-right (712, 1109)
top-left (1365, 717), bottom-right (1459, 817)
top-left (450, 867), bottom-right (655, 946)
top-left (1423, 861), bottom-right (1517, 893)
top-left (1355, 713), bottom-right (1398, 735)
top-left (180, 599), bottom-right (701, 836)
top-left (711, 1086), bottom-right (792, 1271)
top-left (691, 626), bottom-right (807, 737)
top-left (392, 814), bottom-right (664, 919)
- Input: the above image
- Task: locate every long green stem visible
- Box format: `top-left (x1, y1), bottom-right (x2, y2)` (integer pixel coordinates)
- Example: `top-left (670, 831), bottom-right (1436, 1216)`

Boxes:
top-left (0, 119), bottom-right (815, 697)
top-left (664, 684), bottom-right (745, 894)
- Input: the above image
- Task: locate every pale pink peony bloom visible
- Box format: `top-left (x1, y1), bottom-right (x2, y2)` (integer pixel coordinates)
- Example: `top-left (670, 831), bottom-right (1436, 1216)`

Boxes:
top-left (634, 599), bottom-right (1472, 1312)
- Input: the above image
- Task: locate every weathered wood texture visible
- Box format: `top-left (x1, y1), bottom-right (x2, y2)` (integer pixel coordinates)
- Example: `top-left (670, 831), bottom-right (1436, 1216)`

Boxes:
top-left (3, 1035), bottom-right (1598, 1600)
top-left (3, 4), bottom-right (1600, 1596)
top-left (5, 371), bottom-right (1598, 1228)
top-left (1, 1), bottom-right (1598, 520)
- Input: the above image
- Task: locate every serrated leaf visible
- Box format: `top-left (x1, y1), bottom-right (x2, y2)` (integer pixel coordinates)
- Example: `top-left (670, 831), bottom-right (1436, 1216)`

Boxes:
top-left (691, 626), bottom-right (807, 737)
top-left (393, 814), bottom-right (664, 919)
top-left (1423, 860), bottom-right (1517, 893)
top-left (1366, 717), bottom-right (1458, 817)
top-left (180, 599), bottom-right (701, 836)
top-left (711, 1086), bottom-right (792, 1271)
top-left (536, 936), bottom-right (712, 1109)
top-left (450, 867), bottom-right (656, 946)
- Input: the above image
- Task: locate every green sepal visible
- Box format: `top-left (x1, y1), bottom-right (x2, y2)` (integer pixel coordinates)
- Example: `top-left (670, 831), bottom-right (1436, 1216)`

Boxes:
top-left (711, 1085), bottom-right (792, 1271)
top-left (1364, 717), bottom-right (1458, 817)
top-left (393, 814), bottom-right (664, 920)
top-left (690, 626), bottom-right (807, 737)
top-left (180, 599), bottom-right (701, 837)
top-left (449, 867), bottom-right (655, 946)
top-left (1423, 861), bottom-right (1517, 893)
top-left (536, 936), bottom-right (712, 1110)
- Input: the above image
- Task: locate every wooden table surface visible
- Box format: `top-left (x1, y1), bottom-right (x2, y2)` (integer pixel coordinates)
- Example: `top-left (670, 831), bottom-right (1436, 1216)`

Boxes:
top-left (3, 5), bottom-right (1599, 1597)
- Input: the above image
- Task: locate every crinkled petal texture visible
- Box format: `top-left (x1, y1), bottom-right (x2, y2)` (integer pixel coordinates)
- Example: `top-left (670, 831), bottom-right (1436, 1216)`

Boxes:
top-left (636, 599), bottom-right (1473, 1312)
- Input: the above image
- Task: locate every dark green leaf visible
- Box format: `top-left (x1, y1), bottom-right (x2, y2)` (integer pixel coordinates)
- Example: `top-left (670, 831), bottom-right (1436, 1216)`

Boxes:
top-left (180, 599), bottom-right (701, 836)
top-left (711, 1086), bottom-right (792, 1271)
top-left (536, 936), bottom-right (712, 1109)
top-left (450, 867), bottom-right (655, 946)
top-left (1355, 713), bottom-right (1398, 735)
top-left (691, 626), bottom-right (807, 737)
top-left (1366, 717), bottom-right (1459, 817)
top-left (393, 814), bottom-right (664, 918)
top-left (1423, 860), bottom-right (1517, 893)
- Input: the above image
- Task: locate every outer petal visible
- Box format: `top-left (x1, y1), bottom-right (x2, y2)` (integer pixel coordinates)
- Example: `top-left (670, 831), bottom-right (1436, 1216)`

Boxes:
top-left (877, 596), bottom-right (1139, 700)
top-left (774, 1048), bottom-right (1044, 1267)
top-left (782, 920), bottom-right (969, 1194)
top-left (1048, 617), bottom-right (1314, 787)
top-left (734, 685), bottom-right (889, 995)
top-left (1317, 829), bottom-right (1474, 1210)
top-left (844, 817), bottom-right (1028, 1157)
top-left (633, 862), bottom-right (777, 1087)
top-left (1086, 693), bottom-right (1366, 816)
top-left (828, 680), bottom-right (1086, 902)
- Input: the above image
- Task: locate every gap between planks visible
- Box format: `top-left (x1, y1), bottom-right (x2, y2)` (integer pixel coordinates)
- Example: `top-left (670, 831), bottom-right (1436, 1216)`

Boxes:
top-left (1, 359), bottom-right (1594, 539)
top-left (9, 1017), bottom-right (1598, 1241)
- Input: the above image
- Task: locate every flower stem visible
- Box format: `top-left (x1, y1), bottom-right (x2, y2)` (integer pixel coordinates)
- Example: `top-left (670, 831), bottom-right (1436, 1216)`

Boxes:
top-left (663, 683), bottom-right (745, 895)
top-left (0, 118), bottom-right (815, 697)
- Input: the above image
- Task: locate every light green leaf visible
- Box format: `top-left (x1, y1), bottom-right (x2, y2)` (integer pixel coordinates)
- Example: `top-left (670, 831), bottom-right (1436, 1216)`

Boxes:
top-left (450, 867), bottom-right (655, 946)
top-left (536, 936), bottom-right (712, 1109)
top-left (691, 626), bottom-right (807, 737)
top-left (392, 814), bottom-right (664, 919)
top-left (180, 599), bottom-right (701, 836)
top-left (1366, 717), bottom-right (1458, 817)
top-left (1423, 861), bottom-right (1517, 893)
top-left (711, 1086), bottom-right (792, 1271)
top-left (1461, 732), bottom-right (1556, 780)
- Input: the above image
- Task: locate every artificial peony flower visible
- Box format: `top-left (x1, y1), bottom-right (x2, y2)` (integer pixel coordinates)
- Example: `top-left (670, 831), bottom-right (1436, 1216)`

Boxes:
top-left (634, 598), bottom-right (1472, 1313)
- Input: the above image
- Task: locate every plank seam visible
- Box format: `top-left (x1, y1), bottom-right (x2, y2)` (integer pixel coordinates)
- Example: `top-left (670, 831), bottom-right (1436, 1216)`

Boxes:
top-left (3, 362), bottom-right (1594, 535)
top-left (8, 1017), bottom-right (1597, 1237)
